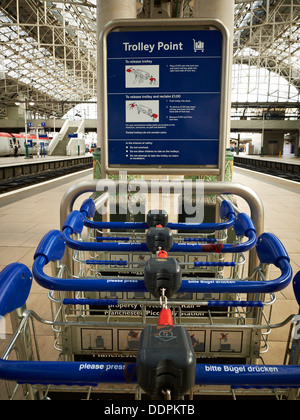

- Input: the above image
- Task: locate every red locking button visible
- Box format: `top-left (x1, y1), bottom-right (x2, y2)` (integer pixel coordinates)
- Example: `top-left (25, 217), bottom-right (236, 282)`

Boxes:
top-left (158, 308), bottom-right (173, 326)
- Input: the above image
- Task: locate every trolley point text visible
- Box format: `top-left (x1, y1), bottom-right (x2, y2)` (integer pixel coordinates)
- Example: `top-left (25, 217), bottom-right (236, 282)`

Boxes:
top-left (123, 41), bottom-right (184, 53)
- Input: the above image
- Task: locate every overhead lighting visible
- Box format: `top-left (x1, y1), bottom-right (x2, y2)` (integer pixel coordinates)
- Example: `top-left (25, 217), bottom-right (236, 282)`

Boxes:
top-left (29, 101), bottom-right (35, 106)
top-left (15, 101), bottom-right (21, 106)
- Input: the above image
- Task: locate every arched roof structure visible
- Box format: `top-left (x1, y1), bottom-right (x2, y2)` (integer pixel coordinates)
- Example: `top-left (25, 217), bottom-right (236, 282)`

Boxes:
top-left (0, 0), bottom-right (299, 118)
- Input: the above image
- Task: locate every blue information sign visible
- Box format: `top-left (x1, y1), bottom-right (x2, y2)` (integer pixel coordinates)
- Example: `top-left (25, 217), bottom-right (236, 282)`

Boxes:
top-left (105, 25), bottom-right (224, 169)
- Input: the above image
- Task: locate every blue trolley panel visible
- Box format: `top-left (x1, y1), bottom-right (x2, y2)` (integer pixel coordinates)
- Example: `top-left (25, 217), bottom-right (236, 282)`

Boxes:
top-left (106, 29), bottom-right (223, 167)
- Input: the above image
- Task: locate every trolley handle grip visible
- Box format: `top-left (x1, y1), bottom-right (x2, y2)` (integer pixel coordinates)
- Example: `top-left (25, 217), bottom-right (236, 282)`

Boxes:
top-left (195, 364), bottom-right (300, 387)
top-left (34, 229), bottom-right (66, 264)
top-left (0, 360), bottom-right (137, 386)
top-left (178, 255), bottom-right (293, 294)
top-left (32, 231), bottom-right (292, 294)
top-left (62, 211), bottom-right (255, 254)
top-left (171, 214), bottom-right (257, 254)
top-left (80, 198), bottom-right (96, 219)
top-left (83, 212), bottom-right (235, 232)
top-left (32, 252), bottom-right (148, 292)
top-left (62, 211), bottom-right (84, 236)
top-left (0, 263), bottom-right (32, 318)
top-left (62, 214), bottom-right (149, 252)
top-left (0, 360), bottom-right (300, 388)
top-left (82, 199), bottom-right (236, 232)
top-left (33, 255), bottom-right (292, 295)
top-left (256, 232), bottom-right (290, 267)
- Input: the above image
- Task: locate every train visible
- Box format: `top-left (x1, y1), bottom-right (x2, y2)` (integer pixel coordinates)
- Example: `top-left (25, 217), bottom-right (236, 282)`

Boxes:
top-left (0, 132), bottom-right (49, 156)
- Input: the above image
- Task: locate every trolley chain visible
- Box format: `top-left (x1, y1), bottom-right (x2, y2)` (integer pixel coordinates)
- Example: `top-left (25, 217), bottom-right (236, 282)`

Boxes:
top-left (159, 287), bottom-right (168, 310)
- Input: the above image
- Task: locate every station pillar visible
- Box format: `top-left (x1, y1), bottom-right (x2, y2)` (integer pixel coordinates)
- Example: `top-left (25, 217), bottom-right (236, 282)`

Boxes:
top-left (97, 0), bottom-right (137, 34)
top-left (263, 131), bottom-right (285, 156)
top-left (193, 0), bottom-right (234, 38)
top-left (96, 0), bottom-right (137, 179)
top-left (193, 0), bottom-right (234, 156)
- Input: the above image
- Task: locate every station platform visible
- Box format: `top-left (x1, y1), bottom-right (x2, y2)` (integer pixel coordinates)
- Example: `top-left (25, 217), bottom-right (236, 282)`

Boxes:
top-left (0, 153), bottom-right (93, 168)
top-left (234, 154), bottom-right (300, 165)
top-left (232, 167), bottom-right (300, 365)
top-left (234, 154), bottom-right (300, 181)
top-left (0, 153), bottom-right (93, 193)
top-left (0, 153), bottom-right (93, 174)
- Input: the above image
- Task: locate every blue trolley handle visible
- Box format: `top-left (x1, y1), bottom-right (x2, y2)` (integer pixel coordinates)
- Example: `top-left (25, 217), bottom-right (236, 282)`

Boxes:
top-left (62, 211), bottom-right (256, 254)
top-left (194, 364), bottom-right (300, 387)
top-left (0, 360), bottom-right (300, 388)
top-left (32, 230), bottom-right (293, 294)
top-left (180, 233), bottom-right (293, 294)
top-left (0, 264), bottom-right (300, 389)
top-left (0, 263), bottom-right (32, 318)
top-left (81, 198), bottom-right (236, 232)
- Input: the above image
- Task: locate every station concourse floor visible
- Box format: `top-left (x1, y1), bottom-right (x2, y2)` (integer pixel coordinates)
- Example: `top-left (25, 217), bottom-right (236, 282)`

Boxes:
top-left (0, 165), bottom-right (299, 387)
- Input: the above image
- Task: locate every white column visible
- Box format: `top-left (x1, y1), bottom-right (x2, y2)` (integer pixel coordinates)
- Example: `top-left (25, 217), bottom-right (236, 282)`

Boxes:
top-left (97, 0), bottom-right (137, 170)
top-left (97, 0), bottom-right (137, 35)
top-left (193, 0), bottom-right (234, 154)
top-left (193, 0), bottom-right (234, 39)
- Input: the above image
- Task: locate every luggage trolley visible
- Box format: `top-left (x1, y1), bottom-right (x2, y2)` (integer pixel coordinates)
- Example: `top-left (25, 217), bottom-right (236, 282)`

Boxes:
top-left (39, 198), bottom-right (251, 367)
top-left (1, 180), bottom-right (298, 399)
top-left (52, 180), bottom-right (266, 368)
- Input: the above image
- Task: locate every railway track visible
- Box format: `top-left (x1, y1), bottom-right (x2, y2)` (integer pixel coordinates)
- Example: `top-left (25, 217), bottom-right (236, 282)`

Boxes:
top-left (233, 158), bottom-right (300, 183)
top-left (1, 157), bottom-right (299, 196)
top-left (0, 161), bottom-right (92, 194)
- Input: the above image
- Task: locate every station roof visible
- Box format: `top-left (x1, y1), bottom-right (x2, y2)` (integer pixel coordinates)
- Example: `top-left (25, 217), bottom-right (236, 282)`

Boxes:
top-left (0, 0), bottom-right (299, 118)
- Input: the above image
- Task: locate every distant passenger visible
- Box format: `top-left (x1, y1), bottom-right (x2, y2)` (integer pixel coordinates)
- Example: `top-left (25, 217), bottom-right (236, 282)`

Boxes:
top-left (40, 144), bottom-right (46, 158)
top-left (13, 143), bottom-right (18, 157)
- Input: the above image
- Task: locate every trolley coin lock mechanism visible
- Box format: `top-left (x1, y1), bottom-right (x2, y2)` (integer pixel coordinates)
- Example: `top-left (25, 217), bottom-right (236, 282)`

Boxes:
top-left (147, 210), bottom-right (168, 228)
top-left (144, 257), bottom-right (182, 298)
top-left (137, 325), bottom-right (196, 400)
top-left (146, 226), bottom-right (173, 254)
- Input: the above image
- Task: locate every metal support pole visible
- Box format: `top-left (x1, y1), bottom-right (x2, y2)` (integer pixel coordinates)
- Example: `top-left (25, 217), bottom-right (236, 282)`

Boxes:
top-left (25, 99), bottom-right (29, 159)
top-left (97, 0), bottom-right (137, 179)
top-left (9, 306), bottom-right (38, 399)
top-left (193, 0), bottom-right (234, 166)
